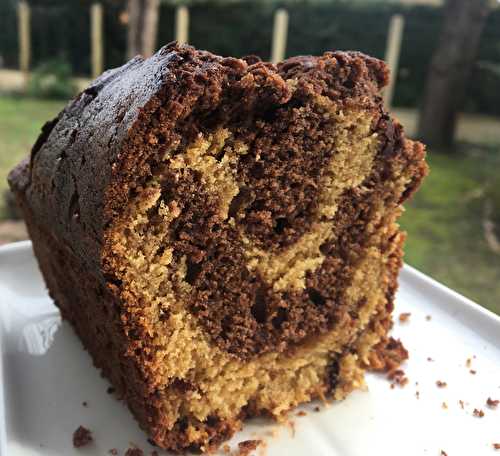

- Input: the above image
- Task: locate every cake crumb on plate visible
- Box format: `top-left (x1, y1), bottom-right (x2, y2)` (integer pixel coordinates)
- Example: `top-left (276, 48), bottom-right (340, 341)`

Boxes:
top-left (388, 368), bottom-right (408, 387)
top-left (237, 439), bottom-right (262, 455)
top-left (367, 337), bottom-right (408, 373)
top-left (473, 408), bottom-right (485, 418)
top-left (125, 448), bottom-right (144, 456)
top-left (72, 426), bottom-right (93, 448)
top-left (398, 312), bottom-right (411, 323)
top-left (486, 397), bottom-right (499, 408)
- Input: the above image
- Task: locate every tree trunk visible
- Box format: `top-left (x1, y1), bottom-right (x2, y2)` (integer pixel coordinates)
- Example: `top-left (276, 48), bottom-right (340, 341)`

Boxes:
top-left (126, 0), bottom-right (160, 60)
top-left (417, 0), bottom-right (490, 149)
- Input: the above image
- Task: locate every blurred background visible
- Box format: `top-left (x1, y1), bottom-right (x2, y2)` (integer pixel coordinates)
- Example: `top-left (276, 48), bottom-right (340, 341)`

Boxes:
top-left (0, 0), bottom-right (499, 315)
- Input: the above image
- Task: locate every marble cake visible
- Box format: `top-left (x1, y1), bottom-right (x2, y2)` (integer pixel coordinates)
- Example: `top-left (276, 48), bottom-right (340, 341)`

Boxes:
top-left (8, 43), bottom-right (427, 452)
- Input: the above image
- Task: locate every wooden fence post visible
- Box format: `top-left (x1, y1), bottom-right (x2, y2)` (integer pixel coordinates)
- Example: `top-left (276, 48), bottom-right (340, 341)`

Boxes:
top-left (271, 8), bottom-right (289, 64)
top-left (91, 3), bottom-right (104, 78)
top-left (175, 6), bottom-right (189, 45)
top-left (383, 14), bottom-right (405, 109)
top-left (142, 0), bottom-right (159, 57)
top-left (18, 0), bottom-right (30, 84)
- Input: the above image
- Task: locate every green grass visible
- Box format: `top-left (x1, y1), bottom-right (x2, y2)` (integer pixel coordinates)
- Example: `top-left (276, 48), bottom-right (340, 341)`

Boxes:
top-left (0, 96), bottom-right (65, 218)
top-left (401, 145), bottom-right (500, 315)
top-left (0, 95), bottom-right (499, 314)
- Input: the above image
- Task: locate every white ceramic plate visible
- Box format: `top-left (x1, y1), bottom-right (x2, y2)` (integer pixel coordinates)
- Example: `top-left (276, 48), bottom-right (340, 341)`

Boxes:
top-left (1, 241), bottom-right (499, 456)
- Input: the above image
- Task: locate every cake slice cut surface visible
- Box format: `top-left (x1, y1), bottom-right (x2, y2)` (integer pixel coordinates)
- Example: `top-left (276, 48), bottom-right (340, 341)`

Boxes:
top-left (8, 43), bottom-right (427, 452)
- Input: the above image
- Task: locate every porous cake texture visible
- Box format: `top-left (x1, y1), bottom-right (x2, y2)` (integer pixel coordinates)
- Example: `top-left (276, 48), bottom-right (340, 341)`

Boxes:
top-left (8, 43), bottom-right (427, 452)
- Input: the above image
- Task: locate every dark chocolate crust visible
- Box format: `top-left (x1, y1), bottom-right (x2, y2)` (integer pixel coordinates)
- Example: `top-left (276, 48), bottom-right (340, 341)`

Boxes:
top-left (8, 42), bottom-right (427, 452)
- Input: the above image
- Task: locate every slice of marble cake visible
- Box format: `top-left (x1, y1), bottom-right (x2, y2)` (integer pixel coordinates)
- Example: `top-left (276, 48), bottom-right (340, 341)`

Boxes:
top-left (8, 43), bottom-right (427, 452)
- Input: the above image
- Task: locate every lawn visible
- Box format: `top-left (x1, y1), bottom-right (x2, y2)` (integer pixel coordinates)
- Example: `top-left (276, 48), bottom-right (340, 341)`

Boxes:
top-left (0, 96), bottom-right (65, 218)
top-left (0, 95), bottom-right (499, 314)
top-left (400, 146), bottom-right (500, 315)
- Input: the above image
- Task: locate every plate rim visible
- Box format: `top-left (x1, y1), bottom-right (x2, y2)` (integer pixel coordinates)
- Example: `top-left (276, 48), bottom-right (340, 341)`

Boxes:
top-left (1, 240), bottom-right (500, 456)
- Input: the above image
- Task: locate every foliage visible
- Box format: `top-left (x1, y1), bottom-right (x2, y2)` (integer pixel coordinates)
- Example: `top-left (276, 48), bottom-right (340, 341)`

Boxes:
top-left (1, 1), bottom-right (500, 113)
top-left (466, 61), bottom-right (500, 116)
top-left (27, 58), bottom-right (77, 99)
